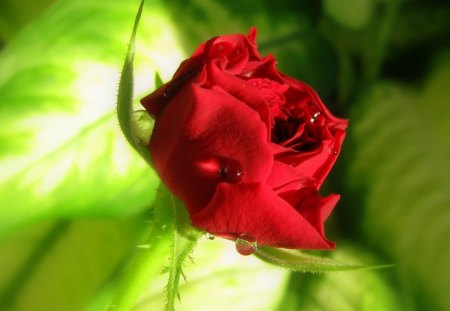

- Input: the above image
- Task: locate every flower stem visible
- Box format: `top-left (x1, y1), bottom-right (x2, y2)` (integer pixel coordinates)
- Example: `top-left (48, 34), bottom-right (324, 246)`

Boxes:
top-left (109, 220), bottom-right (172, 311)
top-left (110, 184), bottom-right (175, 310)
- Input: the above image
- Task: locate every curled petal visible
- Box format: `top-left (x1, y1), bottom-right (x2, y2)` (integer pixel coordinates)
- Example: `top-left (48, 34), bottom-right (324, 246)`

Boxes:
top-left (191, 183), bottom-right (335, 249)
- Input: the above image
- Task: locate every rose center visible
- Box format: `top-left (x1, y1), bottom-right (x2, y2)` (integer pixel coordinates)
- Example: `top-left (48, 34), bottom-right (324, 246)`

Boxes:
top-left (271, 104), bottom-right (324, 152)
top-left (247, 78), bottom-right (288, 119)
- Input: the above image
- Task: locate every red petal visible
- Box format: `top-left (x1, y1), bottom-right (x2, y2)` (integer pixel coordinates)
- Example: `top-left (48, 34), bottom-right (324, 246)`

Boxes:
top-left (204, 60), bottom-right (273, 135)
top-left (280, 73), bottom-right (349, 130)
top-left (191, 182), bottom-right (334, 249)
top-left (280, 189), bottom-right (340, 236)
top-left (268, 126), bottom-right (347, 190)
top-left (266, 160), bottom-right (315, 192)
top-left (149, 85), bottom-right (273, 214)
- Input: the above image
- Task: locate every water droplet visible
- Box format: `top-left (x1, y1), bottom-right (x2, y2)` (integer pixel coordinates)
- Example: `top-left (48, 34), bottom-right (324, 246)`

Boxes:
top-left (310, 112), bottom-right (321, 123)
top-left (162, 90), bottom-right (168, 98)
top-left (328, 147), bottom-right (338, 155)
top-left (218, 160), bottom-right (244, 183)
top-left (206, 233), bottom-right (215, 240)
top-left (235, 233), bottom-right (257, 256)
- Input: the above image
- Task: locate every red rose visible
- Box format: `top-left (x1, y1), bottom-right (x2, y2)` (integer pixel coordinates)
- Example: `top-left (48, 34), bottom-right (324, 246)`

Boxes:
top-left (141, 28), bottom-right (348, 250)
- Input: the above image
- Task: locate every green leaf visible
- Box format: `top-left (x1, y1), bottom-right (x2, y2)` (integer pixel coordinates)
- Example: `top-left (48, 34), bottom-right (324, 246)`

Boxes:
top-left (134, 237), bottom-right (290, 311)
top-left (0, 216), bottom-right (146, 311)
top-left (390, 3), bottom-right (450, 51)
top-left (0, 0), bottom-right (185, 238)
top-left (323, 0), bottom-right (375, 30)
top-left (0, 0), bottom-right (55, 42)
top-left (344, 52), bottom-right (450, 310)
top-left (254, 247), bottom-right (393, 273)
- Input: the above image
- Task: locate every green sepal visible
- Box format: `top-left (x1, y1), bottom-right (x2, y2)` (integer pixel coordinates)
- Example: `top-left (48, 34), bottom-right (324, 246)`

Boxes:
top-left (116, 0), bottom-right (152, 165)
top-left (132, 110), bottom-right (154, 147)
top-left (254, 246), bottom-right (394, 273)
top-left (154, 71), bottom-right (164, 88)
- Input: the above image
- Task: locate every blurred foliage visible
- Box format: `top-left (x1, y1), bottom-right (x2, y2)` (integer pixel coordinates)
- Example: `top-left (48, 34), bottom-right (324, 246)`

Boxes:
top-left (339, 52), bottom-right (450, 311)
top-left (0, 0), bottom-right (56, 44)
top-left (278, 245), bottom-right (403, 311)
top-left (0, 0), bottom-right (449, 310)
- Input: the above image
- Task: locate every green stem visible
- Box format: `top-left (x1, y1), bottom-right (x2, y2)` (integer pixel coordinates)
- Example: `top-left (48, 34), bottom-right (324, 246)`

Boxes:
top-left (110, 184), bottom-right (175, 310)
top-left (165, 197), bottom-right (202, 311)
top-left (109, 221), bottom-right (172, 310)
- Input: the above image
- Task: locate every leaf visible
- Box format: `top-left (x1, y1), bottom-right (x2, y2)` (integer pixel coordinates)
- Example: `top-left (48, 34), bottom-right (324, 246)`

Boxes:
top-left (343, 52), bottom-right (450, 310)
top-left (323, 0), bottom-right (375, 30)
top-left (0, 216), bottom-right (146, 311)
top-left (134, 237), bottom-right (290, 311)
top-left (390, 3), bottom-right (450, 51)
top-left (0, 0), bottom-right (55, 42)
top-left (0, 0), bottom-right (185, 238)
top-left (254, 247), bottom-right (393, 273)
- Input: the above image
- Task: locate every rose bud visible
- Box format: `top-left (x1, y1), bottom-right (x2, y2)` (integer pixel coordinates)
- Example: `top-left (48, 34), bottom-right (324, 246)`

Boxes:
top-left (141, 28), bottom-right (348, 250)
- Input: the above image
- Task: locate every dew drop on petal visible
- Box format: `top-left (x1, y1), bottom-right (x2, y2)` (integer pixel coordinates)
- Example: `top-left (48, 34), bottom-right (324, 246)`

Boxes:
top-left (206, 233), bottom-right (215, 240)
top-left (235, 233), bottom-right (257, 256)
top-left (328, 147), bottom-right (338, 155)
top-left (218, 160), bottom-right (244, 183)
top-left (310, 112), bottom-right (321, 123)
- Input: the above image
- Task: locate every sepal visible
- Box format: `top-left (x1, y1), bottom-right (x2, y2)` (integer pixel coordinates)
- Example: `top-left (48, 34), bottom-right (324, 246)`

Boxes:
top-left (254, 246), bottom-right (394, 273)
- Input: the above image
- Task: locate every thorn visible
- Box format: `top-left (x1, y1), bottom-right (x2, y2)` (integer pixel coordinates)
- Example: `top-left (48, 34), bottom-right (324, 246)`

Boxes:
top-left (187, 255), bottom-right (195, 264)
top-left (161, 266), bottom-right (169, 274)
top-left (181, 269), bottom-right (187, 282)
